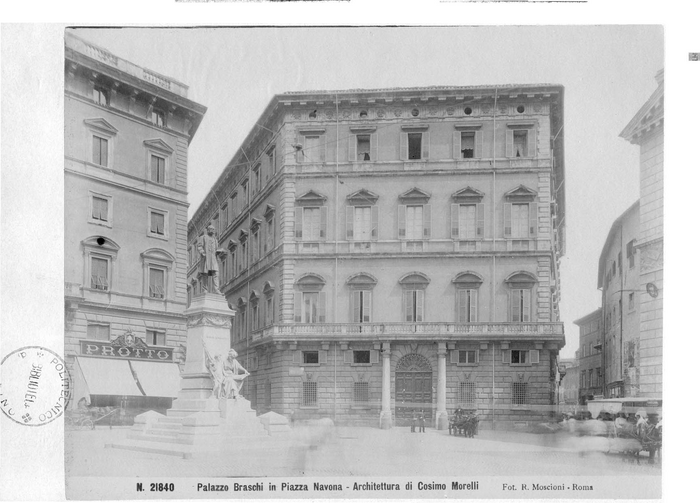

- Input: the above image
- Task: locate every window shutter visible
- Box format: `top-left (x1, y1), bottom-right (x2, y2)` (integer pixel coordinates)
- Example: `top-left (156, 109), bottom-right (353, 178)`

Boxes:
top-left (476, 203), bottom-right (485, 237)
top-left (348, 134), bottom-right (357, 161)
top-left (423, 204), bottom-right (431, 238)
top-left (344, 350), bottom-right (353, 364)
top-left (370, 350), bottom-right (379, 364)
top-left (530, 349), bottom-right (540, 364)
top-left (456, 289), bottom-right (465, 323)
top-left (352, 290), bottom-right (361, 323)
top-left (371, 205), bottom-right (379, 240)
top-left (93, 136), bottom-right (100, 165)
top-left (453, 131), bottom-right (462, 159)
top-left (319, 206), bottom-right (328, 240)
top-left (294, 207), bottom-right (303, 239)
top-left (319, 135), bottom-right (327, 162)
top-left (474, 131), bottom-right (483, 158)
top-left (404, 291), bottom-right (412, 322)
top-left (527, 129), bottom-right (537, 158)
top-left (450, 350), bottom-right (459, 364)
top-left (523, 289), bottom-right (531, 322)
top-left (510, 290), bottom-right (519, 322)
top-left (398, 205), bottom-right (406, 239)
top-left (502, 350), bottom-right (510, 364)
top-left (422, 132), bottom-right (430, 160)
top-left (318, 292), bottom-right (327, 323)
top-left (470, 289), bottom-right (478, 322)
top-left (415, 290), bottom-right (424, 322)
top-left (400, 132), bottom-right (408, 161)
top-left (292, 350), bottom-right (301, 364)
top-left (92, 199), bottom-right (100, 219)
top-left (506, 129), bottom-right (514, 158)
top-left (529, 202), bottom-right (538, 236)
top-left (370, 133), bottom-right (378, 161)
top-left (319, 351), bottom-right (327, 364)
top-left (363, 291), bottom-right (372, 322)
top-left (346, 206), bottom-right (354, 240)
top-left (451, 204), bottom-right (460, 239)
top-left (294, 292), bottom-right (302, 323)
top-left (504, 203), bottom-right (512, 237)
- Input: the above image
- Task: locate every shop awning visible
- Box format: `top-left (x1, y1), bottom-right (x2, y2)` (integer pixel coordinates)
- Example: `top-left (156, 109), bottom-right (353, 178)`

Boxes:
top-left (129, 360), bottom-right (181, 398)
top-left (76, 357), bottom-right (144, 396)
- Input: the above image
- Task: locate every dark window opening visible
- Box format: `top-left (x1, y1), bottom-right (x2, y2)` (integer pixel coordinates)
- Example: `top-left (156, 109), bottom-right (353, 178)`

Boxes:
top-left (511, 350), bottom-right (527, 364)
top-left (408, 133), bottom-right (422, 160)
top-left (353, 350), bottom-right (371, 364)
top-left (513, 130), bottom-right (527, 158)
top-left (357, 135), bottom-right (371, 161)
top-left (303, 351), bottom-right (319, 364)
top-left (459, 350), bottom-right (477, 364)
top-left (461, 132), bottom-right (475, 158)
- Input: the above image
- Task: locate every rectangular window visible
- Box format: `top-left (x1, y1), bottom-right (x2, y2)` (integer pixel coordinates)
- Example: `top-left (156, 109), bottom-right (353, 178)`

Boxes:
top-left (629, 292), bottom-right (635, 311)
top-left (90, 257), bottom-right (108, 290)
top-left (404, 290), bottom-right (424, 322)
top-left (253, 166), bottom-right (261, 193)
top-left (353, 206), bottom-right (372, 241)
top-left (304, 135), bottom-right (322, 162)
top-left (356, 135), bottom-right (371, 161)
top-left (252, 229), bottom-right (260, 262)
top-left (150, 211), bottom-right (165, 236)
top-left (457, 289), bottom-right (477, 323)
top-left (302, 381), bottom-right (317, 407)
top-left (265, 296), bottom-right (274, 326)
top-left (353, 382), bottom-right (369, 403)
top-left (86, 323), bottom-right (110, 341)
top-left (351, 290), bottom-right (372, 323)
top-left (511, 289), bottom-right (531, 322)
top-left (405, 205), bottom-right (423, 240)
top-left (459, 204), bottom-right (476, 238)
top-left (513, 131), bottom-right (528, 157)
top-left (221, 204), bottom-right (228, 230)
top-left (303, 292), bottom-right (319, 323)
top-left (267, 148), bottom-right (276, 175)
top-left (150, 154), bottom-right (165, 184)
top-left (149, 268), bottom-right (165, 299)
top-left (265, 216), bottom-right (275, 253)
top-left (460, 132), bottom-right (475, 158)
top-left (92, 136), bottom-right (108, 166)
top-left (92, 196), bottom-right (109, 222)
top-left (627, 240), bottom-right (635, 268)
top-left (152, 109), bottom-right (166, 127)
top-left (93, 85), bottom-right (109, 106)
top-left (510, 350), bottom-right (528, 364)
top-left (511, 203), bottom-right (530, 239)
top-left (407, 133), bottom-right (422, 160)
top-left (303, 351), bottom-right (319, 364)
top-left (302, 207), bottom-right (321, 241)
top-left (251, 303), bottom-right (259, 331)
top-left (146, 329), bottom-right (165, 346)
top-left (353, 350), bottom-right (371, 364)
top-left (458, 350), bottom-right (478, 364)
top-left (511, 382), bottom-right (528, 405)
top-left (459, 382), bottom-right (476, 405)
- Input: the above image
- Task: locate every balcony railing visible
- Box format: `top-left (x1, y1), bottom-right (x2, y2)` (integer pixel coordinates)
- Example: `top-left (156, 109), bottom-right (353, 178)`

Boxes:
top-left (252, 321), bottom-right (564, 341)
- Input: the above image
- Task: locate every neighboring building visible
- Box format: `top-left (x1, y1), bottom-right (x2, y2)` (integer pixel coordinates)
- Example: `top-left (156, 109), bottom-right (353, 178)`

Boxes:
top-left (573, 308), bottom-right (603, 404)
top-left (557, 357), bottom-right (579, 408)
top-left (619, 70), bottom-right (664, 398)
top-left (188, 85), bottom-right (566, 429)
top-left (597, 202), bottom-right (640, 398)
top-left (64, 33), bottom-right (207, 412)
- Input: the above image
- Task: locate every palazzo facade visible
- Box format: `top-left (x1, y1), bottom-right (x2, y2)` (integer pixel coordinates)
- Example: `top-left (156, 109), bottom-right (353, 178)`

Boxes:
top-left (188, 85), bottom-right (566, 429)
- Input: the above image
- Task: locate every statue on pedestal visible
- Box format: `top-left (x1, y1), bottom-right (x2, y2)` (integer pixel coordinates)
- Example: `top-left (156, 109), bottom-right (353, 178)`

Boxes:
top-left (197, 224), bottom-right (227, 295)
top-left (206, 349), bottom-right (250, 399)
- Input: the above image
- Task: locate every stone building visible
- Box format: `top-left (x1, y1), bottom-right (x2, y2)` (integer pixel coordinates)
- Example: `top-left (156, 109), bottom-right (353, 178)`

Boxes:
top-left (597, 201), bottom-right (640, 398)
top-left (557, 357), bottom-right (579, 408)
top-left (619, 70), bottom-right (663, 398)
top-left (188, 84), bottom-right (566, 430)
top-left (573, 308), bottom-right (603, 404)
top-left (64, 33), bottom-right (207, 412)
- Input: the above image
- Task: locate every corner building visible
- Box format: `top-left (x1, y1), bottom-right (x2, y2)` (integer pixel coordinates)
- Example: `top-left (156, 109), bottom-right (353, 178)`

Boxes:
top-left (188, 85), bottom-right (566, 429)
top-left (64, 33), bottom-right (206, 412)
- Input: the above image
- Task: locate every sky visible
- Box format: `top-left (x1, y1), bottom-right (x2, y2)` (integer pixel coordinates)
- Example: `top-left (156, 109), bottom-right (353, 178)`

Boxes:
top-left (69, 26), bottom-right (663, 358)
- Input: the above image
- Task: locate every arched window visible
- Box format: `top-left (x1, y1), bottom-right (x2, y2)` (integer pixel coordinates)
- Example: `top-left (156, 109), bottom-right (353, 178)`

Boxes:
top-left (505, 271), bottom-right (537, 322)
top-left (452, 272), bottom-right (483, 323)
top-left (294, 274), bottom-right (327, 324)
top-left (346, 273), bottom-right (378, 323)
top-left (399, 272), bottom-right (430, 322)
top-left (140, 248), bottom-right (175, 301)
top-left (81, 236), bottom-right (120, 292)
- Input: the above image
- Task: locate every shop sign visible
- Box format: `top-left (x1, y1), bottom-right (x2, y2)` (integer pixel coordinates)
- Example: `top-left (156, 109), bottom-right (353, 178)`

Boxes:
top-left (79, 330), bottom-right (174, 362)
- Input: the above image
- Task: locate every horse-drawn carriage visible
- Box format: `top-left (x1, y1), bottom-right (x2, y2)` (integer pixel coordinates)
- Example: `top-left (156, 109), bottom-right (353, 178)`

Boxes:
top-left (448, 409), bottom-right (478, 438)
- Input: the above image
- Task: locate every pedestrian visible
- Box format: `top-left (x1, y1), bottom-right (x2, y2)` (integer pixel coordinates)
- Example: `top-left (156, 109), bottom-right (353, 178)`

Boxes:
top-left (419, 411), bottom-right (426, 433)
top-left (411, 413), bottom-right (416, 433)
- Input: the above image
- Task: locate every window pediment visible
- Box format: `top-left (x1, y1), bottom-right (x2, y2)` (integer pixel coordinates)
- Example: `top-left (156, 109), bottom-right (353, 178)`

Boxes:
top-left (505, 271), bottom-right (537, 288)
top-left (401, 125), bottom-right (429, 132)
top-left (249, 290), bottom-right (260, 302)
top-left (452, 271), bottom-right (484, 288)
top-left (452, 186), bottom-right (485, 203)
top-left (227, 239), bottom-right (239, 251)
top-left (143, 138), bottom-right (174, 154)
top-left (81, 235), bottom-right (120, 253)
top-left (262, 281), bottom-right (275, 295)
top-left (346, 189), bottom-right (379, 206)
top-left (238, 229), bottom-right (249, 242)
top-left (296, 190), bottom-right (327, 206)
top-left (263, 204), bottom-right (276, 219)
top-left (399, 272), bottom-right (430, 289)
top-left (350, 126), bottom-right (377, 134)
top-left (84, 117), bottom-right (118, 136)
top-left (237, 297), bottom-right (248, 309)
top-left (298, 128), bottom-right (326, 135)
top-left (295, 273), bottom-right (326, 291)
top-left (505, 185), bottom-right (538, 202)
top-left (506, 121), bottom-right (536, 129)
top-left (250, 217), bottom-right (262, 231)
top-left (140, 248), bottom-right (175, 264)
top-left (346, 273), bottom-right (378, 289)
top-left (453, 123), bottom-right (484, 131)
top-left (398, 187), bottom-right (431, 204)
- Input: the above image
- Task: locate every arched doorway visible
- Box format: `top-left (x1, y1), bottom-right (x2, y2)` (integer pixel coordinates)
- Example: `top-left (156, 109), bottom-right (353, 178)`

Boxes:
top-left (395, 354), bottom-right (433, 426)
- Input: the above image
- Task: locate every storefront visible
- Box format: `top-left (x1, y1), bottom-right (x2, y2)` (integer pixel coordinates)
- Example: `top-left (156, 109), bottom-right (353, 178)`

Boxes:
top-left (70, 331), bottom-right (181, 421)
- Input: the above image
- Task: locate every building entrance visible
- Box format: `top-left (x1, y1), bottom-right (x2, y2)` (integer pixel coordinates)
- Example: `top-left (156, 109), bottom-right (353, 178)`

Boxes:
top-left (394, 354), bottom-right (433, 427)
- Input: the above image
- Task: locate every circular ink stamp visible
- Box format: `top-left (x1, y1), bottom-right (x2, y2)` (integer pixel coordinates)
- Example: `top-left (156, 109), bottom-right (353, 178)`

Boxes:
top-left (0, 346), bottom-right (71, 426)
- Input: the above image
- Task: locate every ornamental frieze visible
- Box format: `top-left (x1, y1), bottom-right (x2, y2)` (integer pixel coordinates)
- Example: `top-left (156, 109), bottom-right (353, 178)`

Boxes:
top-left (187, 312), bottom-right (232, 329)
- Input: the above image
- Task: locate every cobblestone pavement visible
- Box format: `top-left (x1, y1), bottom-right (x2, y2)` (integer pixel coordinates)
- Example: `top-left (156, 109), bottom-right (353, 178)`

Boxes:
top-left (65, 425), bottom-right (662, 479)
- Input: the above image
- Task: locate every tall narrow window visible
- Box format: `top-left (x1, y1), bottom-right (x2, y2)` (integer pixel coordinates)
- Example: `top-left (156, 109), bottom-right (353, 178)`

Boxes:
top-left (92, 196), bottom-right (109, 222)
top-left (93, 85), bottom-right (109, 106)
top-left (461, 132), bottom-right (475, 158)
top-left (405, 205), bottom-right (423, 240)
top-left (90, 257), bottom-right (109, 290)
top-left (92, 136), bottom-right (108, 166)
top-left (149, 267), bottom-right (165, 299)
top-left (353, 206), bottom-right (372, 241)
top-left (511, 382), bottom-right (529, 405)
top-left (302, 381), bottom-right (317, 407)
top-left (404, 290), bottom-right (424, 322)
top-left (221, 204), bottom-right (228, 230)
top-left (513, 131), bottom-right (528, 157)
top-left (150, 154), bottom-right (165, 184)
top-left (267, 148), bottom-right (276, 175)
top-left (408, 133), bottom-right (422, 160)
top-left (152, 109), bottom-right (166, 127)
top-left (293, 275), bottom-right (327, 324)
top-left (457, 289), bottom-right (478, 323)
top-left (352, 290), bottom-right (372, 323)
top-left (511, 203), bottom-right (530, 238)
top-left (150, 211), bottom-right (165, 236)
top-left (304, 135), bottom-right (322, 162)
top-left (356, 135), bottom-right (371, 161)
top-left (303, 292), bottom-right (320, 323)
top-left (511, 289), bottom-right (531, 322)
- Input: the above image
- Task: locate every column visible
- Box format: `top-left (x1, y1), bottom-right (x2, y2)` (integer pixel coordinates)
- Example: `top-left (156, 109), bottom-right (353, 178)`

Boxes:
top-left (436, 341), bottom-right (448, 430)
top-left (379, 342), bottom-right (392, 429)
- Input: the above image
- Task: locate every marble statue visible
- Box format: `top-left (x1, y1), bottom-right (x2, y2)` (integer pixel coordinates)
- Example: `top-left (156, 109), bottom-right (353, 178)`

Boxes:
top-left (197, 224), bottom-right (227, 294)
